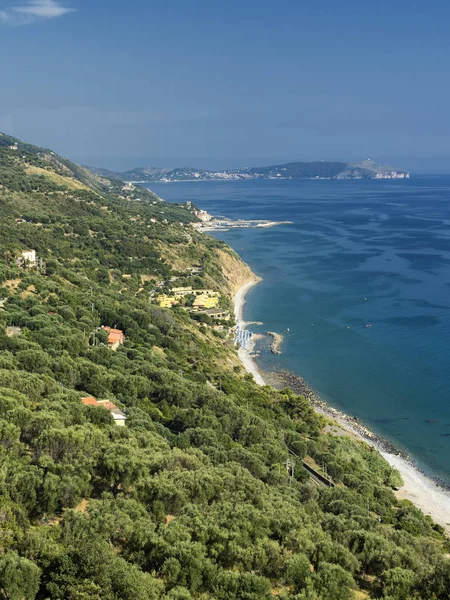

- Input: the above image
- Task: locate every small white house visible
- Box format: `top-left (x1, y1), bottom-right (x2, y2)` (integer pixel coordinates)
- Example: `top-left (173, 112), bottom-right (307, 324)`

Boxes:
top-left (97, 400), bottom-right (127, 427)
top-left (110, 408), bottom-right (127, 427)
top-left (20, 250), bottom-right (37, 267)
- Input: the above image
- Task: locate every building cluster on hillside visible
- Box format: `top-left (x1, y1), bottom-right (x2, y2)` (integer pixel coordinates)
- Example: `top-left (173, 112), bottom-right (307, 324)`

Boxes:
top-left (193, 293), bottom-right (219, 309)
top-left (151, 266), bottom-right (204, 291)
top-left (147, 266), bottom-right (232, 331)
top-left (193, 209), bottom-right (212, 223)
top-left (155, 286), bottom-right (221, 310)
top-left (173, 287), bottom-right (219, 299)
top-left (152, 284), bottom-right (233, 327)
top-left (81, 397), bottom-right (127, 426)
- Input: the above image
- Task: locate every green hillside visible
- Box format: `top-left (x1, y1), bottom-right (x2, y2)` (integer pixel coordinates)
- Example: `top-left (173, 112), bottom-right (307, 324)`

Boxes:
top-left (0, 134), bottom-right (447, 600)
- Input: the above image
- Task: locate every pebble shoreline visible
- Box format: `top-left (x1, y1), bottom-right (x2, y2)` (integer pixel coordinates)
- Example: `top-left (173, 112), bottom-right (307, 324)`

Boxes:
top-left (263, 368), bottom-right (450, 491)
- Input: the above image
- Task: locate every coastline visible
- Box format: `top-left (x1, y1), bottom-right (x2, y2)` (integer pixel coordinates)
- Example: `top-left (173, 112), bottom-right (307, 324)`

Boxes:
top-left (233, 278), bottom-right (265, 386)
top-left (233, 278), bottom-right (450, 535)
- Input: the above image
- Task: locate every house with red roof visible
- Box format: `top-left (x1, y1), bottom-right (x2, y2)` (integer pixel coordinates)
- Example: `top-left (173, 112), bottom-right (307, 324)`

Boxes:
top-left (101, 326), bottom-right (126, 350)
top-left (81, 396), bottom-right (127, 427)
top-left (81, 396), bottom-right (99, 407)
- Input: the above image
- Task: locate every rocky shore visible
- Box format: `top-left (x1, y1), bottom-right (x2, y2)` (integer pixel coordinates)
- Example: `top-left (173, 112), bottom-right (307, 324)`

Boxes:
top-left (193, 208), bottom-right (293, 232)
top-left (264, 369), bottom-right (450, 492)
top-left (264, 370), bottom-right (403, 455)
top-left (266, 331), bottom-right (283, 354)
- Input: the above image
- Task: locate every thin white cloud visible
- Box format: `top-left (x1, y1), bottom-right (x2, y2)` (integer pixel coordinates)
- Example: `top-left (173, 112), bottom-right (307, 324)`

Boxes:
top-left (0, 0), bottom-right (74, 24)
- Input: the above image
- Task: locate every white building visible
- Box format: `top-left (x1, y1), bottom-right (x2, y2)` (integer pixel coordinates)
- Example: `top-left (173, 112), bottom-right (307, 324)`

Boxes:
top-left (97, 400), bottom-right (127, 427)
top-left (110, 408), bottom-right (127, 427)
top-left (18, 250), bottom-right (37, 268)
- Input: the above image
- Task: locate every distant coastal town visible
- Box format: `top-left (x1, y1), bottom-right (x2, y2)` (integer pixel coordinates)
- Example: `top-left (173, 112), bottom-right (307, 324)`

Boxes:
top-left (97, 159), bottom-right (410, 183)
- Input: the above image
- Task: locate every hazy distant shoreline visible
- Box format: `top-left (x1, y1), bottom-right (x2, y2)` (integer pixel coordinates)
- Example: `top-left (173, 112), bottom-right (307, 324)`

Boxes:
top-left (99, 158), bottom-right (409, 185)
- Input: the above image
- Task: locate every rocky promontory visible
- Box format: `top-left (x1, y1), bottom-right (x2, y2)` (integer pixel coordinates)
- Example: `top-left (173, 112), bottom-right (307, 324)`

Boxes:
top-left (266, 331), bottom-right (283, 354)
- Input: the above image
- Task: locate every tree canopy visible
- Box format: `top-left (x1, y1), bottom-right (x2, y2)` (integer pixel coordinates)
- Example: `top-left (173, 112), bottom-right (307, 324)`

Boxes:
top-left (0, 134), bottom-right (448, 600)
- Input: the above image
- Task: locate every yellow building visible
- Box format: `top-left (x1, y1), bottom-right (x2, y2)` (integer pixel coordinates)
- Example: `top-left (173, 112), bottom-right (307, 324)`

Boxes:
top-left (157, 295), bottom-right (178, 308)
top-left (193, 294), bottom-right (219, 309)
top-left (204, 297), bottom-right (219, 308)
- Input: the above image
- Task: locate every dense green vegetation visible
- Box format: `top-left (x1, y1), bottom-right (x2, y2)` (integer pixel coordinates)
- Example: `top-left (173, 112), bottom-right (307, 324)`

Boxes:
top-left (0, 134), bottom-right (448, 600)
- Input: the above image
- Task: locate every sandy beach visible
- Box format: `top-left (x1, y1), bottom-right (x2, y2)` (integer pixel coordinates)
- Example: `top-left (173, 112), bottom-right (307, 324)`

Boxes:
top-left (321, 404), bottom-right (450, 534)
top-left (381, 452), bottom-right (450, 534)
top-left (233, 278), bottom-right (450, 535)
top-left (233, 278), bottom-right (265, 386)
top-left (319, 404), bottom-right (450, 535)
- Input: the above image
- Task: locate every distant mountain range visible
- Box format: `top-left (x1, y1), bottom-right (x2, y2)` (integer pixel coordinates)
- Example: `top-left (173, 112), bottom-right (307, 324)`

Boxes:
top-left (92, 160), bottom-right (409, 182)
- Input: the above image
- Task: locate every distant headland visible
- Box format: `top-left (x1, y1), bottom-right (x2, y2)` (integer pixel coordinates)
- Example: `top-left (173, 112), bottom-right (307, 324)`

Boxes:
top-left (93, 159), bottom-right (409, 183)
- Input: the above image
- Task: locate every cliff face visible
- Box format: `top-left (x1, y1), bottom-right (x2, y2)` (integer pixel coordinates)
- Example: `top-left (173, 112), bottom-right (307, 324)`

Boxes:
top-left (215, 248), bottom-right (258, 296)
top-left (336, 160), bottom-right (409, 179)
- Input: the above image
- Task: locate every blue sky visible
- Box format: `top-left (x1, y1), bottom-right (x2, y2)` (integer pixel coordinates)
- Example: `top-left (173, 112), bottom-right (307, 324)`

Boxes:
top-left (1, 0), bottom-right (450, 171)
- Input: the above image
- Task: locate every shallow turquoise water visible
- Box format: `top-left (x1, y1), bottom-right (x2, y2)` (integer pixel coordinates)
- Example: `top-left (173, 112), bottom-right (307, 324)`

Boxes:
top-left (147, 178), bottom-right (450, 484)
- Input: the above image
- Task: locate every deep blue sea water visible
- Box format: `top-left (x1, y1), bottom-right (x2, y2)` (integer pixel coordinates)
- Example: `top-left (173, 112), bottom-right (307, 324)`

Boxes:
top-left (146, 178), bottom-right (450, 484)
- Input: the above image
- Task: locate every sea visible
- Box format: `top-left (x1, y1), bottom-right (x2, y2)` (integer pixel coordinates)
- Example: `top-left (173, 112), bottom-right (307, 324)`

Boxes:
top-left (145, 178), bottom-right (450, 486)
